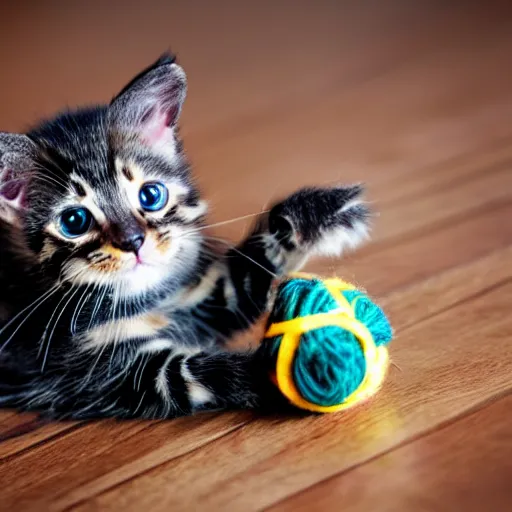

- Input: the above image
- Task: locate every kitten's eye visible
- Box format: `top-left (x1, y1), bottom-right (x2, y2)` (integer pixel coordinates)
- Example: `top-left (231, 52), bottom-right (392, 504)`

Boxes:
top-left (139, 182), bottom-right (168, 212)
top-left (59, 207), bottom-right (93, 238)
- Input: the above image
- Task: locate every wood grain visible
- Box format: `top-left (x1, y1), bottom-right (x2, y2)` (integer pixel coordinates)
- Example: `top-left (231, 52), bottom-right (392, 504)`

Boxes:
top-left (0, 1), bottom-right (511, 511)
top-left (0, 413), bottom-right (79, 461)
top-left (68, 255), bottom-right (512, 511)
top-left (271, 394), bottom-right (512, 512)
top-left (0, 412), bottom-right (252, 511)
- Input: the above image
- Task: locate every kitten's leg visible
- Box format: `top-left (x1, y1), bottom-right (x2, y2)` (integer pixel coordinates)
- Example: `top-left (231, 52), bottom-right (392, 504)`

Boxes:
top-left (266, 184), bottom-right (370, 263)
top-left (194, 184), bottom-right (370, 337)
top-left (110, 343), bottom-right (284, 417)
top-left (0, 341), bottom-right (285, 418)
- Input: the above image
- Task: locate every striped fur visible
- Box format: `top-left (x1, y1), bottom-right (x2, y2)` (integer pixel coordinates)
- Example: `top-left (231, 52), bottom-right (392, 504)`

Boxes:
top-left (0, 55), bottom-right (370, 419)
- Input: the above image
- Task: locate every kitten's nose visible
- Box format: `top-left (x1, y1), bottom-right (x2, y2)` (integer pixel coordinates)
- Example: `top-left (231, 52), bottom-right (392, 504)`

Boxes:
top-left (115, 233), bottom-right (145, 254)
top-left (110, 224), bottom-right (145, 254)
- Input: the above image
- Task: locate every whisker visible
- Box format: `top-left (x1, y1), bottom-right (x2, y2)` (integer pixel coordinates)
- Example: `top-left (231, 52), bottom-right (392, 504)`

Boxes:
top-left (37, 292), bottom-right (74, 360)
top-left (202, 235), bottom-right (277, 278)
top-left (107, 282), bottom-right (123, 376)
top-left (32, 161), bottom-right (70, 190)
top-left (31, 166), bottom-right (70, 191)
top-left (40, 285), bottom-right (84, 372)
top-left (0, 285), bottom-right (61, 355)
top-left (71, 283), bottom-right (93, 335)
top-left (88, 283), bottom-right (110, 330)
top-left (36, 266), bottom-right (89, 358)
top-left (180, 210), bottom-right (269, 236)
top-left (133, 352), bottom-right (150, 392)
top-left (76, 278), bottom-right (113, 390)
top-left (33, 175), bottom-right (69, 191)
top-left (78, 335), bottom-right (109, 392)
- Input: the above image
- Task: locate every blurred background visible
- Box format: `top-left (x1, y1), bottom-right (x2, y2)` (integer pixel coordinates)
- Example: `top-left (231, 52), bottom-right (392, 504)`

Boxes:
top-left (1, 0), bottom-right (512, 285)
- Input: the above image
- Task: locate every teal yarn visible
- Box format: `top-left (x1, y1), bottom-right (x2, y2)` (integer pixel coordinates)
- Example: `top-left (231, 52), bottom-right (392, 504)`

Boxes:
top-left (266, 277), bottom-right (393, 408)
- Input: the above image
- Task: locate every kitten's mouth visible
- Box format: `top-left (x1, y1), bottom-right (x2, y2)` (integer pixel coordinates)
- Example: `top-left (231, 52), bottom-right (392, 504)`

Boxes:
top-left (131, 259), bottom-right (146, 271)
top-left (129, 255), bottom-right (157, 271)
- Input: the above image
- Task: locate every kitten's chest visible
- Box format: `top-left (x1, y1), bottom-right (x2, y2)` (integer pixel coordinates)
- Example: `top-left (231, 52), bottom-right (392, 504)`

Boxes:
top-left (80, 301), bottom-right (216, 349)
top-left (81, 309), bottom-right (172, 349)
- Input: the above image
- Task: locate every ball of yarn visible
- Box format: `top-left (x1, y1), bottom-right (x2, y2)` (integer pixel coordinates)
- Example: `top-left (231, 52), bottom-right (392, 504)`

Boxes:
top-left (264, 274), bottom-right (393, 412)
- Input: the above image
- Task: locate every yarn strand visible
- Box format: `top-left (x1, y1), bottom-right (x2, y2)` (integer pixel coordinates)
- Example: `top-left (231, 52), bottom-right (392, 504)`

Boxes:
top-left (264, 273), bottom-right (393, 413)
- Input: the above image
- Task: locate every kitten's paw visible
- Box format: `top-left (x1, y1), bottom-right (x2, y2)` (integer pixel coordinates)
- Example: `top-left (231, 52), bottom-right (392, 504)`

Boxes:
top-left (268, 184), bottom-right (370, 258)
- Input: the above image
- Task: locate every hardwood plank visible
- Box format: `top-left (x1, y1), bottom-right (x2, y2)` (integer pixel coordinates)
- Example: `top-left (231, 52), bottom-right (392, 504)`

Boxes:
top-left (67, 251), bottom-right (512, 511)
top-left (0, 412), bottom-right (251, 511)
top-left (183, 1), bottom-right (512, 148)
top-left (2, 2), bottom-right (505, 138)
top-left (313, 201), bottom-right (512, 296)
top-left (0, 420), bottom-right (152, 498)
top-left (381, 246), bottom-right (512, 330)
top-left (373, 141), bottom-right (512, 207)
top-left (0, 414), bottom-right (79, 460)
top-left (0, 410), bottom-right (20, 426)
top-left (214, 147), bottom-right (512, 249)
top-left (192, 30), bottom-right (512, 226)
top-left (0, 0), bottom-right (445, 130)
top-left (370, 167), bottom-right (512, 244)
top-left (272, 394), bottom-right (512, 512)
top-left (197, 91), bottom-right (512, 239)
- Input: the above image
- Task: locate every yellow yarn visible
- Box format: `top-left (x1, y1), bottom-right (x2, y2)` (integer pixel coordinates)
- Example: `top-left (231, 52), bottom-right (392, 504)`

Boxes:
top-left (265, 273), bottom-right (390, 413)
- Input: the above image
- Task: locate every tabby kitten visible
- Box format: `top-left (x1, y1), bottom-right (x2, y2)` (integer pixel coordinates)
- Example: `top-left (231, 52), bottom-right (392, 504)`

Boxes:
top-left (0, 55), bottom-right (369, 419)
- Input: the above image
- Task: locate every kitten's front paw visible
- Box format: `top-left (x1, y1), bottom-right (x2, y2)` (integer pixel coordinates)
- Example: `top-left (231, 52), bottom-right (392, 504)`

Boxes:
top-left (268, 184), bottom-right (370, 258)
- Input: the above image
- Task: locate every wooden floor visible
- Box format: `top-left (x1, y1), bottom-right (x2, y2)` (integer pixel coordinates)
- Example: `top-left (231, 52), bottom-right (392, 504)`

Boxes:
top-left (1, 1), bottom-right (512, 510)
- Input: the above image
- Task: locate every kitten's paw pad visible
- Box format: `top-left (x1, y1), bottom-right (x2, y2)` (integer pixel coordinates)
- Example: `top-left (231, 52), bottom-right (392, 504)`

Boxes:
top-left (269, 184), bottom-right (370, 257)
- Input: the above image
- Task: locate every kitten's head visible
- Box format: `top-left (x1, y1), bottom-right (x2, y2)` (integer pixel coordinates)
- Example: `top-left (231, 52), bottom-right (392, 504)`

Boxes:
top-left (0, 54), bottom-right (207, 296)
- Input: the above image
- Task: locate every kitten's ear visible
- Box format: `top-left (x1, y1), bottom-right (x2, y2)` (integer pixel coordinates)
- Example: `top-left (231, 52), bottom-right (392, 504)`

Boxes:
top-left (0, 133), bottom-right (35, 226)
top-left (108, 54), bottom-right (187, 158)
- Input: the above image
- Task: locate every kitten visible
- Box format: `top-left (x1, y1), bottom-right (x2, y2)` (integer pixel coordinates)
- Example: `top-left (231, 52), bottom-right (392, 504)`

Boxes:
top-left (0, 54), bottom-right (370, 419)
